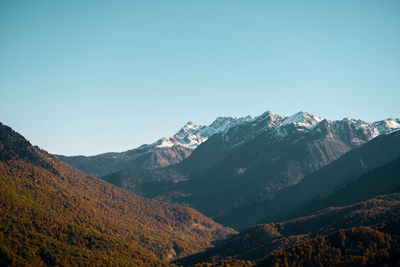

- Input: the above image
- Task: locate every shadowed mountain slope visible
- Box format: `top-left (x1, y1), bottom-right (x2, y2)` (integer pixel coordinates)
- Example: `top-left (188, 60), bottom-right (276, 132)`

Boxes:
top-left (176, 194), bottom-right (400, 266)
top-left (297, 155), bottom-right (400, 217)
top-left (216, 130), bottom-right (400, 229)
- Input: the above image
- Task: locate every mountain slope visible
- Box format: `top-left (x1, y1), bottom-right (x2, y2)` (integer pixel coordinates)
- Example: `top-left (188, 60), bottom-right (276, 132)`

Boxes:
top-left (58, 117), bottom-right (250, 177)
top-left (172, 120), bottom-right (351, 215)
top-left (258, 220), bottom-right (400, 267)
top-left (176, 113), bottom-right (399, 176)
top-left (176, 193), bottom-right (400, 266)
top-left (146, 121), bottom-right (397, 222)
top-left (96, 113), bottom-right (400, 231)
top-left (60, 111), bottom-right (399, 178)
top-left (57, 144), bottom-right (192, 177)
top-left (103, 118), bottom-right (352, 206)
top-left (216, 130), bottom-right (400, 229)
top-left (0, 122), bottom-right (235, 266)
top-left (59, 111), bottom-right (399, 181)
top-left (300, 156), bottom-right (400, 216)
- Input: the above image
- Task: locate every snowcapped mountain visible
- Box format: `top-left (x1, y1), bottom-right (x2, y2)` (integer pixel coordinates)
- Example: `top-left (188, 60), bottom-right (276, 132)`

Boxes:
top-left (373, 118), bottom-right (400, 134)
top-left (282, 111), bottom-right (323, 127)
top-left (57, 116), bottom-right (253, 176)
top-left (57, 110), bottom-right (400, 234)
top-left (327, 117), bottom-right (400, 146)
top-left (59, 111), bottom-right (400, 178)
top-left (154, 116), bottom-right (252, 149)
top-left (154, 111), bottom-right (400, 151)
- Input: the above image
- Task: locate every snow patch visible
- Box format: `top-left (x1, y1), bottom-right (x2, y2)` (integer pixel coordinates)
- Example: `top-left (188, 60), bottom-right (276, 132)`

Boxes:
top-left (236, 168), bottom-right (247, 174)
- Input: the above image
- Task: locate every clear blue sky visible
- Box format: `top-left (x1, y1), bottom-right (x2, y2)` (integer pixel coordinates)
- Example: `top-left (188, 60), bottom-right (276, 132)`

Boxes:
top-left (1, 1), bottom-right (399, 156)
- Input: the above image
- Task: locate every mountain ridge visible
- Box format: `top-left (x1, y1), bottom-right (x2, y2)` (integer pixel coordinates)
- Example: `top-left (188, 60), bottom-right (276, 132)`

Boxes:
top-left (79, 113), bottom-right (400, 230)
top-left (128, 119), bottom-right (400, 225)
top-left (58, 111), bottom-right (400, 179)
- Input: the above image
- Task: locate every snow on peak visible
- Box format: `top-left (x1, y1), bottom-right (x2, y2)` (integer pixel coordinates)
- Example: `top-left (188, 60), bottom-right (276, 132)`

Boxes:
top-left (154, 137), bottom-right (177, 148)
top-left (206, 116), bottom-right (252, 135)
top-left (252, 111), bottom-right (286, 132)
top-left (179, 121), bottom-right (201, 132)
top-left (282, 111), bottom-right (323, 127)
top-left (372, 118), bottom-right (400, 135)
top-left (384, 119), bottom-right (400, 129)
top-left (155, 116), bottom-right (250, 149)
top-left (154, 111), bottom-right (400, 150)
top-left (341, 117), bottom-right (367, 124)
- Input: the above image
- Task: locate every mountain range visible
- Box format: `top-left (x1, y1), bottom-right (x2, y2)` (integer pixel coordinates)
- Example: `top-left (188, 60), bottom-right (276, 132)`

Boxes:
top-left (1, 109), bottom-right (400, 266)
top-left (60, 111), bottom-right (400, 230)
top-left (59, 111), bottom-right (400, 178)
top-left (57, 116), bottom-right (252, 177)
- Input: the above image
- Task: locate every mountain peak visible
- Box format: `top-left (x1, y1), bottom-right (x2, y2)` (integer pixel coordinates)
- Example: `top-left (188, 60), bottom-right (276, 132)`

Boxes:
top-left (204, 116), bottom-right (249, 136)
top-left (174, 121), bottom-right (202, 136)
top-left (381, 118), bottom-right (400, 129)
top-left (255, 110), bottom-right (273, 120)
top-left (182, 121), bottom-right (200, 129)
top-left (154, 116), bottom-right (253, 149)
top-left (372, 118), bottom-right (400, 135)
top-left (282, 111), bottom-right (323, 127)
top-left (154, 112), bottom-right (400, 154)
top-left (342, 117), bottom-right (364, 123)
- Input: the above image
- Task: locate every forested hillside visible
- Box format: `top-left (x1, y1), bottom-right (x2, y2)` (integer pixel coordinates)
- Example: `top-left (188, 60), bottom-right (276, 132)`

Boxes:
top-left (177, 194), bottom-right (400, 266)
top-left (258, 221), bottom-right (400, 267)
top-left (0, 123), bottom-right (234, 266)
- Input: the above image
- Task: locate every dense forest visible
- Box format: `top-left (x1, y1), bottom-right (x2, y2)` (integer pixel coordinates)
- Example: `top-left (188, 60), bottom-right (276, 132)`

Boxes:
top-left (258, 221), bottom-right (400, 267)
top-left (182, 221), bottom-right (400, 267)
top-left (0, 123), bottom-right (234, 266)
top-left (176, 194), bottom-right (400, 266)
